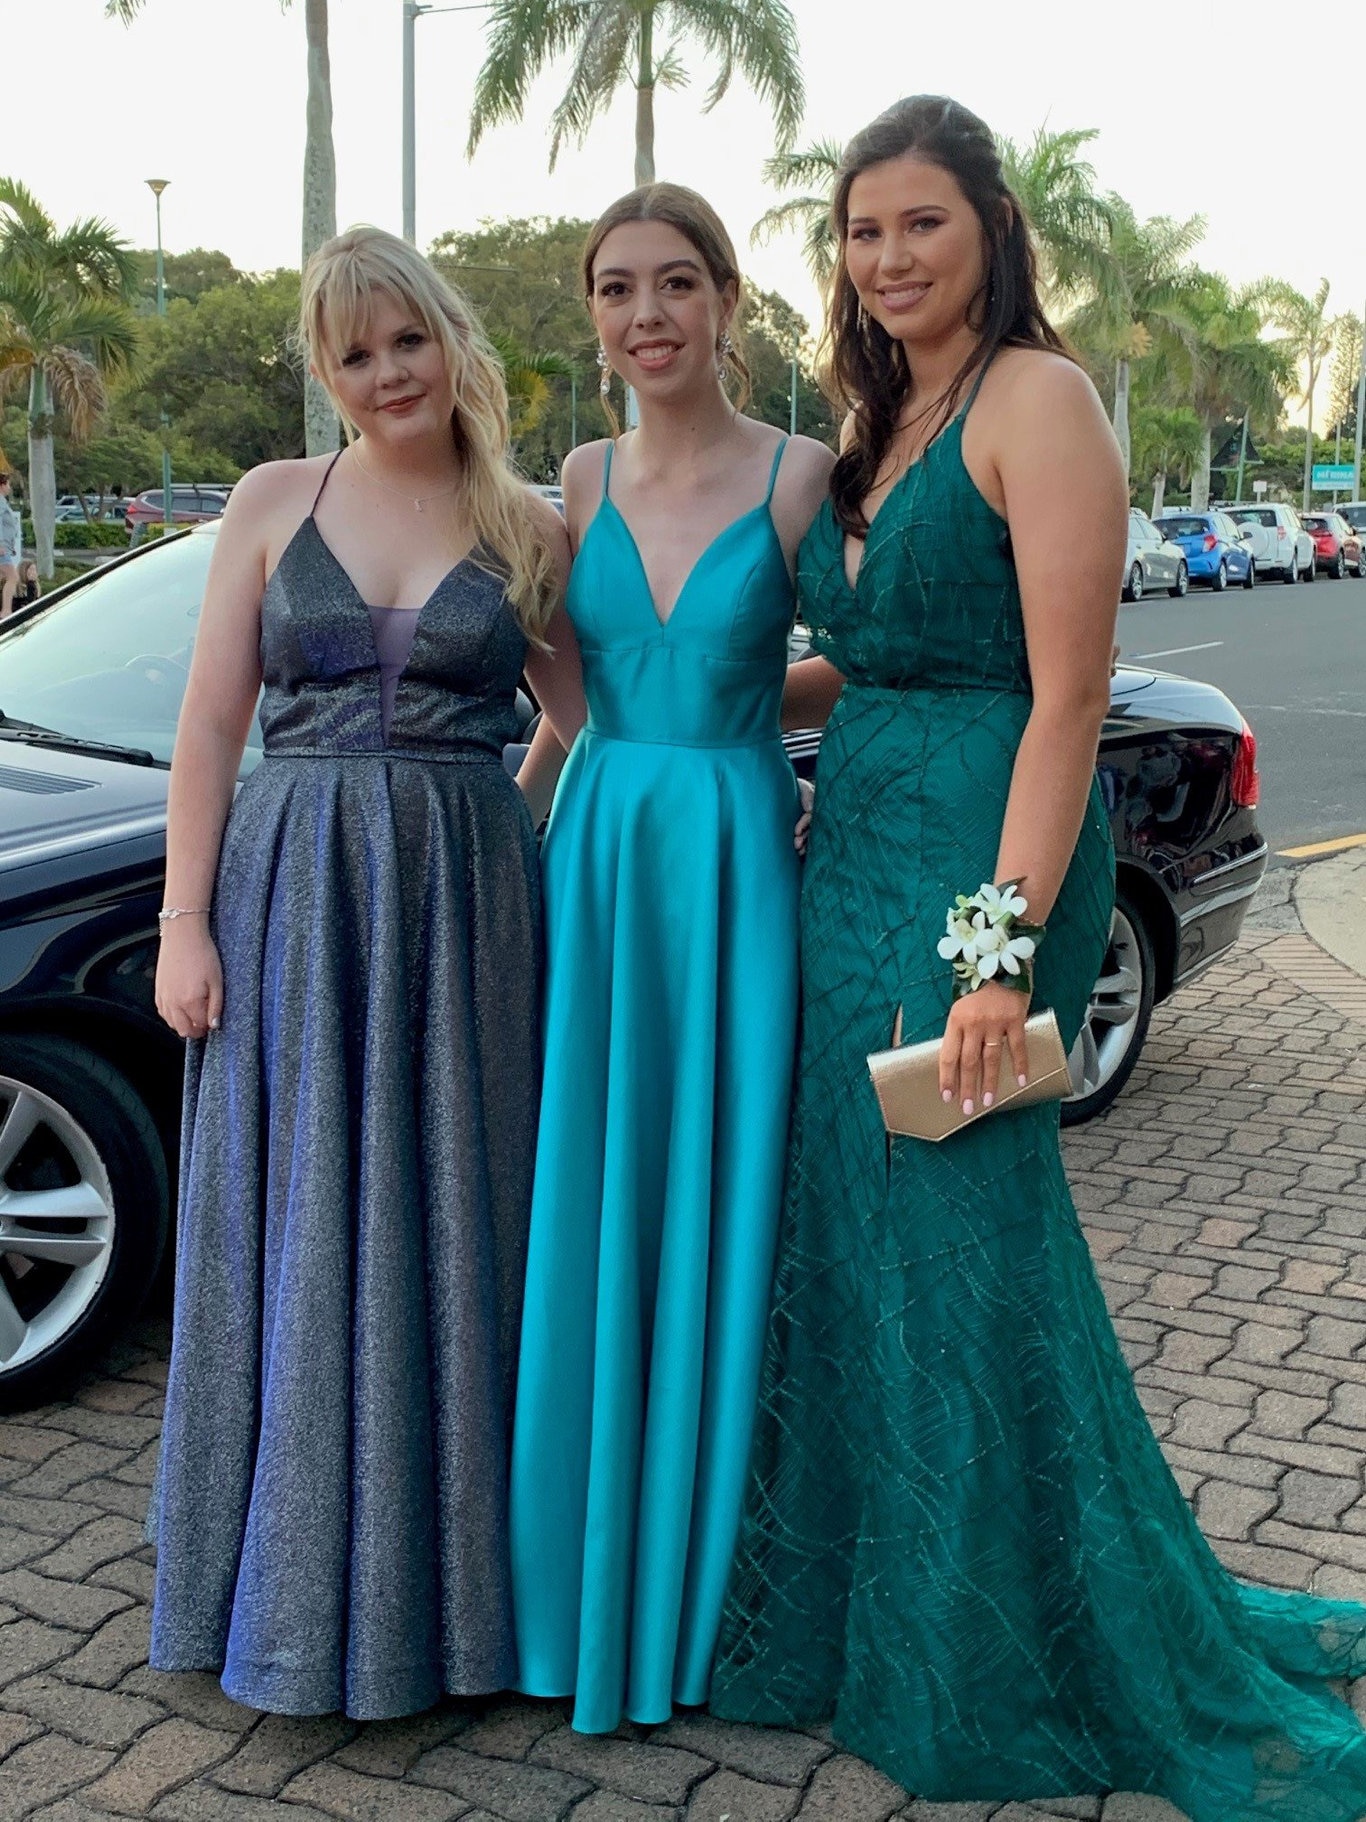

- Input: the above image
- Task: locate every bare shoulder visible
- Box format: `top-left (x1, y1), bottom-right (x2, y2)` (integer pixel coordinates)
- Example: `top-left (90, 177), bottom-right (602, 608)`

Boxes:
top-left (561, 439), bottom-right (611, 496)
top-left (782, 433), bottom-right (837, 483)
top-left (986, 346), bottom-right (1106, 425)
top-left (225, 455), bottom-right (332, 520)
top-left (522, 485), bottom-right (572, 574)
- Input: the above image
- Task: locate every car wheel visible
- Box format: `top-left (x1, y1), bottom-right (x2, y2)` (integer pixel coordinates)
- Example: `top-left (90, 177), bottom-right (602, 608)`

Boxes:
top-left (1061, 894), bottom-right (1156, 1127)
top-left (0, 1036), bottom-right (169, 1411)
top-left (1124, 561), bottom-right (1143, 603)
top-left (1355, 555), bottom-right (1366, 578)
top-left (1243, 558), bottom-right (1256, 590)
top-left (1283, 556), bottom-right (1297, 584)
top-left (1210, 559), bottom-right (1228, 592)
top-left (1168, 562), bottom-right (1188, 599)
top-left (1332, 551), bottom-right (1347, 579)
top-left (1303, 553), bottom-right (1316, 581)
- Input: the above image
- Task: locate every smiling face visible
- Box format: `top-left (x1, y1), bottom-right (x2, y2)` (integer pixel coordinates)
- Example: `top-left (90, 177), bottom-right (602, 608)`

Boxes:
top-left (843, 153), bottom-right (989, 350)
top-left (589, 219), bottom-right (736, 405)
top-left (319, 289), bottom-right (458, 447)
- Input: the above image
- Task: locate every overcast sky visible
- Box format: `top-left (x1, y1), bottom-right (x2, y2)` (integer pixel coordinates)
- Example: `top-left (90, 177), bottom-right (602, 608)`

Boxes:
top-left (10, 0), bottom-right (1365, 421)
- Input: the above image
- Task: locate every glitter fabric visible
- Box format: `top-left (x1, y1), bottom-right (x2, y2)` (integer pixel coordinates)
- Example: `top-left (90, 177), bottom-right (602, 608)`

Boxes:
top-left (711, 375), bottom-right (1366, 1820)
top-left (509, 436), bottom-right (801, 1734)
top-left (149, 504), bottom-right (541, 1720)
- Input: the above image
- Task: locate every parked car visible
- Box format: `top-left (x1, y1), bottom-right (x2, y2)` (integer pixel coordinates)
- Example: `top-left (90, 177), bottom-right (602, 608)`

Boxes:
top-left (1123, 508), bottom-right (1188, 601)
top-left (1153, 510), bottom-right (1257, 591)
top-left (1222, 503), bottom-right (1315, 584)
top-left (1335, 501), bottom-right (1366, 550)
top-left (530, 484), bottom-right (565, 516)
top-left (1300, 512), bottom-right (1364, 579)
top-left (0, 527), bottom-right (1268, 1404)
top-left (124, 485), bottom-right (230, 535)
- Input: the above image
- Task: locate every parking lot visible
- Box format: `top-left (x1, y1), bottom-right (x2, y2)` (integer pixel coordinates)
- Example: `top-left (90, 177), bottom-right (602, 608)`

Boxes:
top-left (1, 862), bottom-right (1364, 1822)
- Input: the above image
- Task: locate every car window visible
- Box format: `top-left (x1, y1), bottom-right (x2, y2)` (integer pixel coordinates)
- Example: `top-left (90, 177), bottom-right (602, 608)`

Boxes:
top-left (1156, 516), bottom-right (1208, 537)
top-left (1339, 505), bottom-right (1366, 530)
top-left (1302, 516), bottom-right (1327, 530)
top-left (170, 490), bottom-right (202, 512)
top-left (1227, 508), bottom-right (1276, 527)
top-left (0, 531), bottom-right (263, 775)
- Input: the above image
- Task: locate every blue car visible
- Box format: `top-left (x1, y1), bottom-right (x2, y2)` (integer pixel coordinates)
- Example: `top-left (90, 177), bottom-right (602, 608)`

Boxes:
top-left (1153, 510), bottom-right (1257, 591)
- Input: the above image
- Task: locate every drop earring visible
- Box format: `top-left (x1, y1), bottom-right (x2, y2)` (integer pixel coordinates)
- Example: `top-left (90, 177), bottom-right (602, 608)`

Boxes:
top-left (597, 345), bottom-right (611, 397)
top-left (717, 330), bottom-right (734, 382)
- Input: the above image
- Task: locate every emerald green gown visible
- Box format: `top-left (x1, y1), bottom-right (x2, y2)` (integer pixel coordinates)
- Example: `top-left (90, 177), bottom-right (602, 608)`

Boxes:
top-left (709, 377), bottom-right (1366, 1821)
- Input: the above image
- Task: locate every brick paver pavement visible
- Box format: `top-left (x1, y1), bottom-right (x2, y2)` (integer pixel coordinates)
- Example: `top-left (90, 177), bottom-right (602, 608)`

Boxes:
top-left (2, 893), bottom-right (1365, 1822)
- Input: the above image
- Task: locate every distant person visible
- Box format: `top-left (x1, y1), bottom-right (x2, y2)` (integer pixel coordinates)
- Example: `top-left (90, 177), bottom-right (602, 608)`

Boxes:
top-left (13, 560), bottom-right (40, 609)
top-left (0, 474), bottom-right (20, 618)
top-left (148, 225), bottom-right (582, 1718)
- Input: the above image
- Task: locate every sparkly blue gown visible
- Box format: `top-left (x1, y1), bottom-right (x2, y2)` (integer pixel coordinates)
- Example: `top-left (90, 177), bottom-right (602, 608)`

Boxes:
top-left (509, 436), bottom-right (801, 1734)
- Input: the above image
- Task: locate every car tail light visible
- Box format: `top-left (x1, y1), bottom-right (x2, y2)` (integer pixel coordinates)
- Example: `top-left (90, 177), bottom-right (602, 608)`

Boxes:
top-left (1202, 533), bottom-right (1217, 551)
top-left (1231, 718), bottom-right (1259, 809)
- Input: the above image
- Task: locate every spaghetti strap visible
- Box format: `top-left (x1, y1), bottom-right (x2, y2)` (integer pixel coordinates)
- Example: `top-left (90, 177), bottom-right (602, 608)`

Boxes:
top-left (957, 354), bottom-right (996, 421)
top-left (764, 435), bottom-right (790, 505)
top-left (311, 449), bottom-right (345, 514)
top-left (601, 439), bottom-right (616, 501)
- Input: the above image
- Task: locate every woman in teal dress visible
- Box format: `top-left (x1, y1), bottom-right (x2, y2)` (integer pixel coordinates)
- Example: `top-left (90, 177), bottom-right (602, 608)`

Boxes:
top-left (509, 185), bottom-right (834, 1735)
top-left (711, 97), bottom-right (1366, 1822)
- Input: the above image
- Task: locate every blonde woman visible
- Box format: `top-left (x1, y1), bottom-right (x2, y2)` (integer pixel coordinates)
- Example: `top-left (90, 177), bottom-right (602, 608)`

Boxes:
top-left (149, 226), bottom-right (580, 1718)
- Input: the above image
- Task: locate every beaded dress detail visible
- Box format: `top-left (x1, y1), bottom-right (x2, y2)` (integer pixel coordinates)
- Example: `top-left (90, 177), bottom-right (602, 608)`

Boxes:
top-left (710, 376), bottom-right (1366, 1820)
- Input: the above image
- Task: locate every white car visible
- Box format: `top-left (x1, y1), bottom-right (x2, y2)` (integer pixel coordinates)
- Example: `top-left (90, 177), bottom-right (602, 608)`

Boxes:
top-left (1123, 508), bottom-right (1187, 600)
top-left (1222, 503), bottom-right (1313, 583)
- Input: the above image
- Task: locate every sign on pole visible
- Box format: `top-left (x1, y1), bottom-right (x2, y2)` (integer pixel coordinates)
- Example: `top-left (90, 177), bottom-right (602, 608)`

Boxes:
top-left (1311, 462), bottom-right (1355, 491)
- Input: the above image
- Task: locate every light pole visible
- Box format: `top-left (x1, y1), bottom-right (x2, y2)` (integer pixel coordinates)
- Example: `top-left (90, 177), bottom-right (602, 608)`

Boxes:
top-left (403, 1), bottom-right (488, 244)
top-left (146, 179), bottom-right (172, 529)
top-left (1354, 299), bottom-right (1366, 505)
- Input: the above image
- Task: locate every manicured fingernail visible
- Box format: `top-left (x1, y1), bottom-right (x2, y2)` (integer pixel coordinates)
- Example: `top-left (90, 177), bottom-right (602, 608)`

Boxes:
top-left (209, 1018), bottom-right (221, 1031)
top-left (982, 1092), bottom-right (994, 1108)
top-left (941, 1089), bottom-right (953, 1103)
top-left (962, 1098), bottom-right (974, 1115)
top-left (1018, 1073), bottom-right (1028, 1087)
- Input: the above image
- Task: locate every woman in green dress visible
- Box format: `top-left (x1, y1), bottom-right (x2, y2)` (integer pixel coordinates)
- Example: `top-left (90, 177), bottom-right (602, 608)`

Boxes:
top-left (712, 95), bottom-right (1366, 1822)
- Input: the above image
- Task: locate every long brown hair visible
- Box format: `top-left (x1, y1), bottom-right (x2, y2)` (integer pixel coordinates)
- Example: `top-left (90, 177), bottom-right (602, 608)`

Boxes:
top-left (827, 95), bottom-right (1071, 539)
top-left (582, 183), bottom-right (752, 428)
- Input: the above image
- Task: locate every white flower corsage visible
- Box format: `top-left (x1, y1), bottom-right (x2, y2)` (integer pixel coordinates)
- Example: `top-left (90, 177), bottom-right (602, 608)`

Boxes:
top-left (937, 879), bottom-right (1044, 998)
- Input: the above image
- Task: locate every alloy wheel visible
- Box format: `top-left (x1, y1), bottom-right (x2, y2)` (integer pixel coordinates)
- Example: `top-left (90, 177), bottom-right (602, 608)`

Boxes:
top-left (0, 1077), bottom-right (116, 1372)
top-left (1065, 907), bottom-right (1146, 1107)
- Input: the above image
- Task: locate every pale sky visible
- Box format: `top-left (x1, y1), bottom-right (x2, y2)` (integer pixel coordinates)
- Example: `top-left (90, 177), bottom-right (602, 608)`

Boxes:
top-left (9, 0), bottom-right (1365, 418)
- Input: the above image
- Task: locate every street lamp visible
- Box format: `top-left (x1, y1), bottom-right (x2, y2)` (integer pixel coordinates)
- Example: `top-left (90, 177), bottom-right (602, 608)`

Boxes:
top-left (145, 179), bottom-right (172, 529)
top-left (402, 2), bottom-right (489, 245)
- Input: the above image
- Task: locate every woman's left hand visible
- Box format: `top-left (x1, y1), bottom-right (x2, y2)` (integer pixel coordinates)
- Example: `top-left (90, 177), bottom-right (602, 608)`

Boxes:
top-left (794, 778), bottom-right (814, 855)
top-left (938, 978), bottom-right (1031, 1115)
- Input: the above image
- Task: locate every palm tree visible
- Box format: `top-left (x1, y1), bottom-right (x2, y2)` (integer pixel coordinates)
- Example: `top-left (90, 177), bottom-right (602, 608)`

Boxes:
top-left (468, 0), bottom-right (804, 188)
top-left (997, 126), bottom-right (1115, 305)
top-left (751, 138), bottom-right (840, 289)
top-left (1170, 275), bottom-right (1292, 511)
top-left (1064, 199), bottom-right (1205, 470)
top-left (107, 0), bottom-right (338, 456)
top-left (489, 332), bottom-right (573, 438)
top-left (0, 181), bottom-right (140, 577)
top-left (1129, 405), bottom-right (1202, 519)
top-left (1255, 278), bottom-right (1346, 509)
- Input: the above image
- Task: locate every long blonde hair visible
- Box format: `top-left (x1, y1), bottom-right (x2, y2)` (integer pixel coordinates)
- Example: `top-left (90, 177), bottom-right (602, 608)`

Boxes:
top-left (299, 225), bottom-right (557, 641)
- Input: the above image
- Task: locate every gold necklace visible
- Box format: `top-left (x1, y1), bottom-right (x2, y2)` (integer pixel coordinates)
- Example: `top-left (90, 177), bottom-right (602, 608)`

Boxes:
top-left (350, 448), bottom-right (461, 514)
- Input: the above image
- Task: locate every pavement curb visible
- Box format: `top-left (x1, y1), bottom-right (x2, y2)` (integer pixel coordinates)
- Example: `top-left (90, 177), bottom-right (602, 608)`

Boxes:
top-left (1294, 848), bottom-right (1366, 984)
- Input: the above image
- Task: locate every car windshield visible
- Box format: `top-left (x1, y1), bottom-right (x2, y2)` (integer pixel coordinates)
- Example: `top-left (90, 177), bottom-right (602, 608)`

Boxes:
top-left (1227, 509), bottom-right (1276, 526)
top-left (0, 529), bottom-right (263, 775)
top-left (1302, 516), bottom-right (1328, 530)
top-left (1339, 505), bottom-right (1366, 530)
top-left (1157, 517), bottom-right (1209, 537)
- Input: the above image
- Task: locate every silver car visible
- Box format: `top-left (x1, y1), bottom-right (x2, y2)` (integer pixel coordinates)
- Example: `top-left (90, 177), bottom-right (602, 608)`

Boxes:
top-left (1123, 508), bottom-right (1188, 601)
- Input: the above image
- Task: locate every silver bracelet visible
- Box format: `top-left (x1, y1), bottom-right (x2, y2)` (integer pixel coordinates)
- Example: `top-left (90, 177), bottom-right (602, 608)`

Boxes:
top-left (157, 906), bottom-right (210, 924)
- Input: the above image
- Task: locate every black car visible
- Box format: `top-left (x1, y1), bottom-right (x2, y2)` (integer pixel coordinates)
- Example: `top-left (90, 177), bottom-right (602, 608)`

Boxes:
top-left (0, 530), bottom-right (1267, 1404)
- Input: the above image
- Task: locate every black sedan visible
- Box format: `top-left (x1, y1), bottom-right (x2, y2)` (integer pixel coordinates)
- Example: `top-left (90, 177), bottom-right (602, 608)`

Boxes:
top-left (0, 530), bottom-right (1267, 1405)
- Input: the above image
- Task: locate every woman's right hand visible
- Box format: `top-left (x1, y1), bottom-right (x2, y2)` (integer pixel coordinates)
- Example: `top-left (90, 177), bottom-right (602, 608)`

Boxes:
top-left (155, 922), bottom-right (224, 1039)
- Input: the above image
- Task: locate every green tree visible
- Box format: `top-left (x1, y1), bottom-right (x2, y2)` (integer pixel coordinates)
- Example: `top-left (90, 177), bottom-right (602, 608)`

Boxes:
top-left (1167, 274), bottom-right (1292, 510)
top-left (1128, 404), bottom-right (1202, 518)
top-left (997, 126), bottom-right (1116, 305)
top-left (109, 0), bottom-right (339, 456)
top-left (1064, 199), bottom-right (1205, 470)
top-left (468, 0), bottom-right (804, 186)
top-left (0, 179), bottom-right (140, 575)
top-left (751, 139), bottom-right (840, 289)
top-left (131, 246), bottom-right (246, 308)
top-left (1253, 278), bottom-right (1346, 510)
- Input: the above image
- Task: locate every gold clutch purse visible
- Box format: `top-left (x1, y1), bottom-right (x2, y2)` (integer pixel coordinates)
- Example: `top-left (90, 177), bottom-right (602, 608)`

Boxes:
top-left (867, 1006), bottom-right (1073, 1143)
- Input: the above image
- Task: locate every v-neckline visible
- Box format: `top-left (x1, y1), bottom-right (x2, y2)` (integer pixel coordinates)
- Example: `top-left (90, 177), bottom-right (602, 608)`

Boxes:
top-left (601, 496), bottom-right (772, 632)
top-left (841, 418), bottom-right (962, 594)
top-left (301, 514), bottom-right (476, 669)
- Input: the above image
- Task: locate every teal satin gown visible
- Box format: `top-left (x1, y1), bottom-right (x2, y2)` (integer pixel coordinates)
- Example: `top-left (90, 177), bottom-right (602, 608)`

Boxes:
top-left (509, 435), bottom-right (801, 1735)
top-left (711, 375), bottom-right (1366, 1821)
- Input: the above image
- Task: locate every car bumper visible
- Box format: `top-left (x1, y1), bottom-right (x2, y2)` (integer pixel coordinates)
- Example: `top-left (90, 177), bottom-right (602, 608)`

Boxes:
top-left (1185, 551), bottom-right (1222, 578)
top-left (1172, 841), bottom-right (1269, 988)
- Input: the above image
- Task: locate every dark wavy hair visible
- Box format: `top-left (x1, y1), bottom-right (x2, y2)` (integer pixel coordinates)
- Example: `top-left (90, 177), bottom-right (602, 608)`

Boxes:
top-left (582, 183), bottom-right (752, 431)
top-left (827, 95), bottom-right (1071, 539)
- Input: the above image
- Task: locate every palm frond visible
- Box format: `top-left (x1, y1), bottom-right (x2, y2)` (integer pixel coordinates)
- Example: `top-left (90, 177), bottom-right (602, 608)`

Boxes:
top-left (760, 139), bottom-right (840, 191)
top-left (467, 0), bottom-right (597, 155)
top-left (652, 41), bottom-right (690, 90)
top-left (41, 345), bottom-right (107, 443)
top-left (672, 0), bottom-right (804, 148)
top-left (547, 2), bottom-right (635, 169)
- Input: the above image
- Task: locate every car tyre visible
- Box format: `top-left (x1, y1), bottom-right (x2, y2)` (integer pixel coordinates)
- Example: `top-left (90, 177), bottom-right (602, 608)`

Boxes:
top-left (1168, 562), bottom-right (1188, 599)
top-left (1243, 558), bottom-right (1256, 590)
top-left (1282, 556), bottom-right (1297, 585)
top-left (1061, 892), bottom-right (1156, 1127)
top-left (1210, 559), bottom-right (1228, 592)
top-left (0, 1036), bottom-right (169, 1411)
top-left (1332, 551), bottom-right (1347, 580)
top-left (1123, 561), bottom-right (1143, 603)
